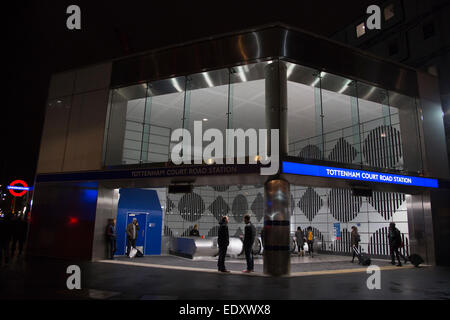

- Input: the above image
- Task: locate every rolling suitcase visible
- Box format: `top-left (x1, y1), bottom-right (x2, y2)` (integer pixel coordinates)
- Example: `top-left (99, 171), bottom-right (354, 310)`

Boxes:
top-left (353, 246), bottom-right (371, 266)
top-left (408, 254), bottom-right (424, 267)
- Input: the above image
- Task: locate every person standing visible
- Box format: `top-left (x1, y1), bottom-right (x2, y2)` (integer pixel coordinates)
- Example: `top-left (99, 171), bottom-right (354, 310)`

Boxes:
top-left (11, 215), bottom-right (28, 258)
top-left (388, 222), bottom-right (402, 267)
top-left (126, 218), bottom-right (140, 257)
top-left (295, 227), bottom-right (305, 257)
top-left (306, 227), bottom-right (314, 258)
top-left (105, 219), bottom-right (117, 259)
top-left (351, 226), bottom-right (361, 263)
top-left (242, 214), bottom-right (256, 273)
top-left (217, 216), bottom-right (230, 273)
top-left (189, 224), bottom-right (200, 237)
top-left (0, 213), bottom-right (12, 266)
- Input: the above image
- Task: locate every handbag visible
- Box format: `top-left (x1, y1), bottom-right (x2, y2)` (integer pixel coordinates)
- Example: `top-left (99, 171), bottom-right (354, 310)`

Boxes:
top-left (129, 247), bottom-right (138, 259)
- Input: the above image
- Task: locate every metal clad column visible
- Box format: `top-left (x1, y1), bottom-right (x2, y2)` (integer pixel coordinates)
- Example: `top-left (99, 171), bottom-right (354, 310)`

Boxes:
top-left (264, 61), bottom-right (290, 276)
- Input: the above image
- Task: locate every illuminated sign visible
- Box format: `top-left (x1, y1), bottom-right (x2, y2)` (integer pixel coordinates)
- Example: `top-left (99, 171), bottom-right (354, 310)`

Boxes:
top-left (7, 180), bottom-right (31, 197)
top-left (282, 162), bottom-right (439, 188)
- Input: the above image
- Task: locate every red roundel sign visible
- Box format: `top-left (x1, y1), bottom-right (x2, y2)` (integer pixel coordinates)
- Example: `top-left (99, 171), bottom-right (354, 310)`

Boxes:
top-left (7, 180), bottom-right (30, 197)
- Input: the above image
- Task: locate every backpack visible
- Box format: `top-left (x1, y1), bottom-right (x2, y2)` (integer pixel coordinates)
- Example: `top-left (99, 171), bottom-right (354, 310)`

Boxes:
top-left (308, 231), bottom-right (313, 241)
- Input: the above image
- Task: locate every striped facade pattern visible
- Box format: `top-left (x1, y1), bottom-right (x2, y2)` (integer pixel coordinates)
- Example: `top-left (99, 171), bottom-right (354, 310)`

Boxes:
top-left (368, 227), bottom-right (410, 257)
top-left (290, 124), bottom-right (404, 170)
top-left (298, 187), bottom-right (323, 222)
top-left (328, 137), bottom-right (358, 163)
top-left (328, 189), bottom-right (362, 223)
top-left (368, 192), bottom-right (406, 221)
top-left (362, 125), bottom-right (403, 168)
top-left (163, 185), bottom-right (409, 258)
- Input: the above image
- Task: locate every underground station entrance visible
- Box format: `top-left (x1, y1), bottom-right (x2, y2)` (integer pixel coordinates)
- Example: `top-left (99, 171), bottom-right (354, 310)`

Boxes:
top-left (58, 160), bottom-right (436, 277)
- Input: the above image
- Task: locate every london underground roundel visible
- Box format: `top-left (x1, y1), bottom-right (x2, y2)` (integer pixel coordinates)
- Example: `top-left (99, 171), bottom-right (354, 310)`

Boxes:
top-left (7, 180), bottom-right (30, 197)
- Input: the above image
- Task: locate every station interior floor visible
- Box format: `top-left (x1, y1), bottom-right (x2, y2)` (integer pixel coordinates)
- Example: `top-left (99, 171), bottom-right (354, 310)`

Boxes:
top-left (99, 253), bottom-right (414, 277)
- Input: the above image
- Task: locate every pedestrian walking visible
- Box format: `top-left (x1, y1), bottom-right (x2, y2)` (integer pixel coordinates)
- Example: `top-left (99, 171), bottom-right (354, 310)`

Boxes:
top-left (351, 226), bottom-right (361, 263)
top-left (126, 218), bottom-right (139, 257)
top-left (295, 227), bottom-right (305, 256)
top-left (306, 227), bottom-right (314, 257)
top-left (242, 214), bottom-right (256, 273)
top-left (217, 216), bottom-right (230, 273)
top-left (388, 222), bottom-right (403, 267)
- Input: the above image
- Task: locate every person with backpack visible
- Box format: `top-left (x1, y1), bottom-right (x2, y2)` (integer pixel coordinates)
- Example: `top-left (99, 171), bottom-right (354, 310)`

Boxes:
top-left (351, 226), bottom-right (361, 263)
top-left (306, 227), bottom-right (314, 258)
top-left (388, 222), bottom-right (403, 267)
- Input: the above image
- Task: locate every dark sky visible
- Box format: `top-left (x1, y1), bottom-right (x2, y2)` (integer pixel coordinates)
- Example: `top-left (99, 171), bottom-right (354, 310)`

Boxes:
top-left (3, 0), bottom-right (382, 186)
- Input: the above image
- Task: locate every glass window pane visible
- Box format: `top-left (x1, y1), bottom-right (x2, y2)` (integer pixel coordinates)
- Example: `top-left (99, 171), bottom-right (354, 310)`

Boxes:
top-left (230, 62), bottom-right (269, 160)
top-left (286, 62), bottom-right (323, 160)
top-left (186, 69), bottom-right (230, 163)
top-left (146, 77), bottom-right (186, 163)
top-left (321, 73), bottom-right (359, 165)
top-left (105, 84), bottom-right (147, 166)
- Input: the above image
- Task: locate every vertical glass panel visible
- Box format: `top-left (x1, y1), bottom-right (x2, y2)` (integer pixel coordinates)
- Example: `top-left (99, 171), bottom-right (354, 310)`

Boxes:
top-left (145, 77), bottom-right (186, 163)
top-left (320, 73), bottom-right (359, 165)
top-left (185, 69), bottom-right (230, 163)
top-left (358, 82), bottom-right (403, 170)
top-left (104, 84), bottom-right (147, 166)
top-left (230, 62), bottom-right (269, 161)
top-left (285, 62), bottom-right (323, 160)
top-left (389, 92), bottom-right (423, 173)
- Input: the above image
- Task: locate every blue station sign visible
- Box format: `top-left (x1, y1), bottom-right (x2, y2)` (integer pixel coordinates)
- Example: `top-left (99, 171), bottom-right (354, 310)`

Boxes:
top-left (282, 162), bottom-right (439, 188)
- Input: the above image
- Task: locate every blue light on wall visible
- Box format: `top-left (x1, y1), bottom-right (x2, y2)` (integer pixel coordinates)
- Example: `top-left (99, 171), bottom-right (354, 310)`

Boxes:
top-left (282, 162), bottom-right (439, 188)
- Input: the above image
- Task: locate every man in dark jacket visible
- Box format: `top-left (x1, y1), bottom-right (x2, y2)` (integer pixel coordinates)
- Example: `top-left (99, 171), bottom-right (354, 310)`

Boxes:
top-left (105, 219), bottom-right (117, 259)
top-left (351, 226), bottom-right (361, 263)
top-left (388, 222), bottom-right (402, 266)
top-left (217, 216), bottom-right (230, 273)
top-left (242, 214), bottom-right (256, 273)
top-left (126, 218), bottom-right (140, 257)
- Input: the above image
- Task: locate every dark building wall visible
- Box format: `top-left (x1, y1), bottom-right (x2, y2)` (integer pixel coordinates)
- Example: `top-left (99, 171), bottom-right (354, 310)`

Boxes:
top-left (27, 182), bottom-right (98, 260)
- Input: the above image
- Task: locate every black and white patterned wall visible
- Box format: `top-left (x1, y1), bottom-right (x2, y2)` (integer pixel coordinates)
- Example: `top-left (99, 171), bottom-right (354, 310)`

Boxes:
top-left (160, 184), bottom-right (410, 258)
top-left (290, 111), bottom-right (405, 171)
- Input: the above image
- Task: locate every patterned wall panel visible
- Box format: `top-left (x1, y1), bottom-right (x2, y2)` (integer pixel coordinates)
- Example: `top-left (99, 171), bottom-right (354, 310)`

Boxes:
top-left (208, 196), bottom-right (230, 222)
top-left (298, 187), bottom-right (323, 222)
top-left (329, 188), bottom-right (362, 223)
top-left (161, 184), bottom-right (409, 258)
top-left (232, 194), bottom-right (248, 223)
top-left (298, 145), bottom-right (322, 160)
top-left (363, 125), bottom-right (403, 169)
top-left (178, 193), bottom-right (205, 222)
top-left (368, 192), bottom-right (406, 221)
top-left (328, 137), bottom-right (358, 163)
top-left (368, 226), bottom-right (410, 257)
top-left (250, 192), bottom-right (264, 222)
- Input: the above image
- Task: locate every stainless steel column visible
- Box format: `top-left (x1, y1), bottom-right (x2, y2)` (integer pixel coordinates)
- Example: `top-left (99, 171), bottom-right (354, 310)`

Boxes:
top-left (264, 179), bottom-right (291, 276)
top-left (263, 61), bottom-right (290, 276)
top-left (265, 61), bottom-right (288, 157)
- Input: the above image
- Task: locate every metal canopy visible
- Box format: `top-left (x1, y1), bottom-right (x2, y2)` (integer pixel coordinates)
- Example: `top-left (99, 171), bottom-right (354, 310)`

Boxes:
top-left (111, 24), bottom-right (419, 99)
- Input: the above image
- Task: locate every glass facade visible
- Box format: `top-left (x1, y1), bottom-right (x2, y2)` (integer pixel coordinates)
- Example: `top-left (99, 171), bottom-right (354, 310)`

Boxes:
top-left (104, 60), bottom-right (423, 173)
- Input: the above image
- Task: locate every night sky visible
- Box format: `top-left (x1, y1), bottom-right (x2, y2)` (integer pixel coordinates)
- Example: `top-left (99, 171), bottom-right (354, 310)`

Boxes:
top-left (3, 0), bottom-right (381, 186)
